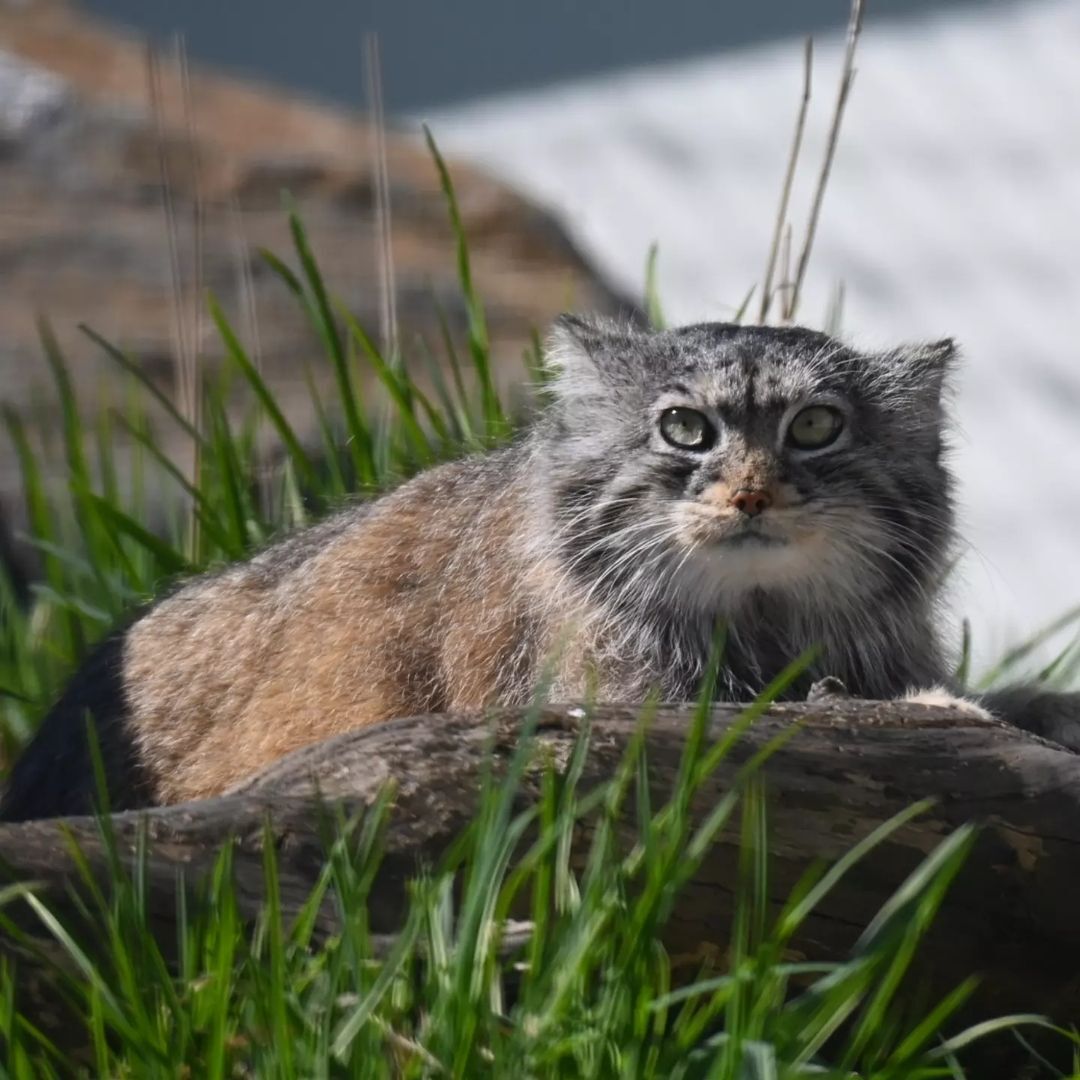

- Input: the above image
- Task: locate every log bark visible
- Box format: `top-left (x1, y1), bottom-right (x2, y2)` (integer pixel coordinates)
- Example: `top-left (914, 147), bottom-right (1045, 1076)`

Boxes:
top-left (1, 700), bottom-right (1079, 1034)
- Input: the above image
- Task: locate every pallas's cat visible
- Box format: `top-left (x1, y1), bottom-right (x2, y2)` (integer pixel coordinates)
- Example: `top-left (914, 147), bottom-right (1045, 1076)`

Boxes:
top-left (3, 318), bottom-right (1075, 820)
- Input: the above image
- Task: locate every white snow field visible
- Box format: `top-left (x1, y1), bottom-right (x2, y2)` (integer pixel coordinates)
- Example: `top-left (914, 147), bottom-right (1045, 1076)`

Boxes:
top-left (428, 0), bottom-right (1080, 675)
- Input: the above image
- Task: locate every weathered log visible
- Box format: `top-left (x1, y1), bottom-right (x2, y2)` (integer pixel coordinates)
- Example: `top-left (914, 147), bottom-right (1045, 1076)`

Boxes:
top-left (1, 700), bottom-right (1079, 1036)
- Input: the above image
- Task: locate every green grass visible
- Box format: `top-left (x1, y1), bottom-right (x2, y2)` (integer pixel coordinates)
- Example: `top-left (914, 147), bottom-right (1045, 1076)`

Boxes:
top-left (0, 682), bottom-right (1063, 1077)
top-left (0, 138), bottom-right (507, 757)
top-left (0, 137), bottom-right (1077, 1076)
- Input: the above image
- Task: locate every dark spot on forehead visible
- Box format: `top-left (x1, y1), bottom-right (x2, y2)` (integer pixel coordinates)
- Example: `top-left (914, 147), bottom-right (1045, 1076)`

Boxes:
top-left (753, 370), bottom-right (788, 410)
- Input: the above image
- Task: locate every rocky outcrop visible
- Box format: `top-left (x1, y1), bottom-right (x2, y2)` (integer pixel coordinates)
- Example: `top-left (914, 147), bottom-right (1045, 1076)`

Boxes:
top-left (0, 1), bottom-right (633, 571)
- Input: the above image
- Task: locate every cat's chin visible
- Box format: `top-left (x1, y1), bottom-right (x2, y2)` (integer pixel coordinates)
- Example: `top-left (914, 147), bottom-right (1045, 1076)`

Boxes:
top-left (668, 527), bottom-right (835, 607)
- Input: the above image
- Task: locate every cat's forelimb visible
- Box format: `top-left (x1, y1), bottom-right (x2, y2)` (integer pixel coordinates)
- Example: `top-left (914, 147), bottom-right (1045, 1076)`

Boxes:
top-left (802, 676), bottom-right (1080, 753)
top-left (902, 685), bottom-right (994, 721)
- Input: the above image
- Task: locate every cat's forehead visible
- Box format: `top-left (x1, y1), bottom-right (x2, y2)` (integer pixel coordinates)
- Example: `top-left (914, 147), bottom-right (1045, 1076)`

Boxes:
top-left (550, 315), bottom-right (953, 430)
top-left (654, 324), bottom-right (854, 405)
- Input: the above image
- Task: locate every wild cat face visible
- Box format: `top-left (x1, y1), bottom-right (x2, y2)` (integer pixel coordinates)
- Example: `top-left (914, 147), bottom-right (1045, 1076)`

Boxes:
top-left (541, 317), bottom-right (957, 612)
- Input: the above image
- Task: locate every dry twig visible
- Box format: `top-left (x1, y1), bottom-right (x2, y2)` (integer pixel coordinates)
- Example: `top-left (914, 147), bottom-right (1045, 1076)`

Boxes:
top-left (759, 37), bottom-right (813, 324)
top-left (786, 0), bottom-right (865, 322)
top-left (364, 32), bottom-right (398, 364)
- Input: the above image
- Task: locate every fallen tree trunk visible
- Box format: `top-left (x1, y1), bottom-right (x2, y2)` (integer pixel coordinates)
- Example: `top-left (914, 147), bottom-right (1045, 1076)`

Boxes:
top-left (1, 699), bottom-right (1079, 1027)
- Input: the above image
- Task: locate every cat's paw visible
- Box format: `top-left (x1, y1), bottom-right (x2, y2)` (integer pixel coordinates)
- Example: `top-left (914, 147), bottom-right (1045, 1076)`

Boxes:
top-left (806, 676), bottom-right (850, 703)
top-left (903, 685), bottom-right (994, 722)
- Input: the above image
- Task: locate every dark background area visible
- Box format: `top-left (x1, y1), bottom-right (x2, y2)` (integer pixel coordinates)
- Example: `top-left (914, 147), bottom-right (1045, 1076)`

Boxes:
top-left (82, 0), bottom-right (997, 113)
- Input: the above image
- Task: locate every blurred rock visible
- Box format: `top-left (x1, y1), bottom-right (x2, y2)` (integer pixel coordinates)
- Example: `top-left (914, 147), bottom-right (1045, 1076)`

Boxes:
top-left (0, 1), bottom-right (633, 578)
top-left (0, 48), bottom-right (67, 145)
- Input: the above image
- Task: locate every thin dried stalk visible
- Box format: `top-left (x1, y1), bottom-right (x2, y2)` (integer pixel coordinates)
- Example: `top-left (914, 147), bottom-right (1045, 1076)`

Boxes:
top-left (776, 222), bottom-right (794, 317)
top-left (176, 33), bottom-right (205, 552)
top-left (824, 280), bottom-right (846, 336)
top-left (759, 37), bottom-right (813, 325)
top-left (146, 40), bottom-right (202, 554)
top-left (146, 43), bottom-right (190, 409)
top-left (230, 202), bottom-right (264, 382)
top-left (364, 32), bottom-right (398, 366)
top-left (229, 198), bottom-right (270, 510)
top-left (786, 0), bottom-right (865, 323)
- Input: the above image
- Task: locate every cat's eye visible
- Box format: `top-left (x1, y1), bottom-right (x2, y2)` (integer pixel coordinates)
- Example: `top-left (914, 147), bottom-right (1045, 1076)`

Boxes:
top-left (659, 407), bottom-right (715, 451)
top-left (786, 405), bottom-right (844, 450)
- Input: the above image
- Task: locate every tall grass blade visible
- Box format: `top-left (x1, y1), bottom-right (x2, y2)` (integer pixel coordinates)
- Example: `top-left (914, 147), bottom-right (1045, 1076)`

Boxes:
top-left (423, 126), bottom-right (504, 439)
top-left (644, 243), bottom-right (666, 329)
top-left (208, 293), bottom-right (321, 495)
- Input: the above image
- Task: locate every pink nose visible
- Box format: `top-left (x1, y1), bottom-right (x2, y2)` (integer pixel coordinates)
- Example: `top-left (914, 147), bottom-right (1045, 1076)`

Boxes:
top-left (729, 489), bottom-right (772, 517)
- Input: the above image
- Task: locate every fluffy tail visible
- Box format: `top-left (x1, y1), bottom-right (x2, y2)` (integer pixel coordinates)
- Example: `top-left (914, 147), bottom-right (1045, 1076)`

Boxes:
top-left (0, 632), bottom-right (152, 822)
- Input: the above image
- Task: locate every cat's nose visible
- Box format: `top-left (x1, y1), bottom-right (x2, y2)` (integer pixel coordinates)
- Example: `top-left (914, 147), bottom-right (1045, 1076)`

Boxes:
top-left (729, 489), bottom-right (772, 517)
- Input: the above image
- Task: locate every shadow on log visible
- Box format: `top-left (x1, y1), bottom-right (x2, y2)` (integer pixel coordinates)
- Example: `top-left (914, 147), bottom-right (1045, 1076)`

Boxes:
top-left (1, 700), bottom-right (1079, 1044)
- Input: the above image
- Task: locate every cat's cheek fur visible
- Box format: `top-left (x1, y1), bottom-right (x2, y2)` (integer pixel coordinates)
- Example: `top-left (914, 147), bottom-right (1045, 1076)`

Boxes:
top-left (903, 685), bottom-right (995, 722)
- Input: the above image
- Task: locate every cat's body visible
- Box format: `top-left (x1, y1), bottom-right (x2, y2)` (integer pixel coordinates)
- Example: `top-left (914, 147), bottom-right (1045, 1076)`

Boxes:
top-left (2, 319), bottom-right (1074, 821)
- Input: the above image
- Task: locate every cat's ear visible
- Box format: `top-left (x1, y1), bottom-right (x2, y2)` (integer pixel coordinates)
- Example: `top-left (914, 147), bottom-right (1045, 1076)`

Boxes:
top-left (884, 338), bottom-right (958, 401)
top-left (544, 314), bottom-right (635, 397)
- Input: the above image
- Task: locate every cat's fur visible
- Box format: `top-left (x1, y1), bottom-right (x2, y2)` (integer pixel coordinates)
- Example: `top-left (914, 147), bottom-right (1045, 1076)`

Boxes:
top-left (2, 318), bottom-right (1074, 821)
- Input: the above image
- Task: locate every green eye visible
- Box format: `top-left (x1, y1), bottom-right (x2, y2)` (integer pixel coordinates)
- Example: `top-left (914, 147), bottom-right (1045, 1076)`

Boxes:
top-left (659, 407), bottom-right (715, 451)
top-left (786, 405), bottom-right (845, 449)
